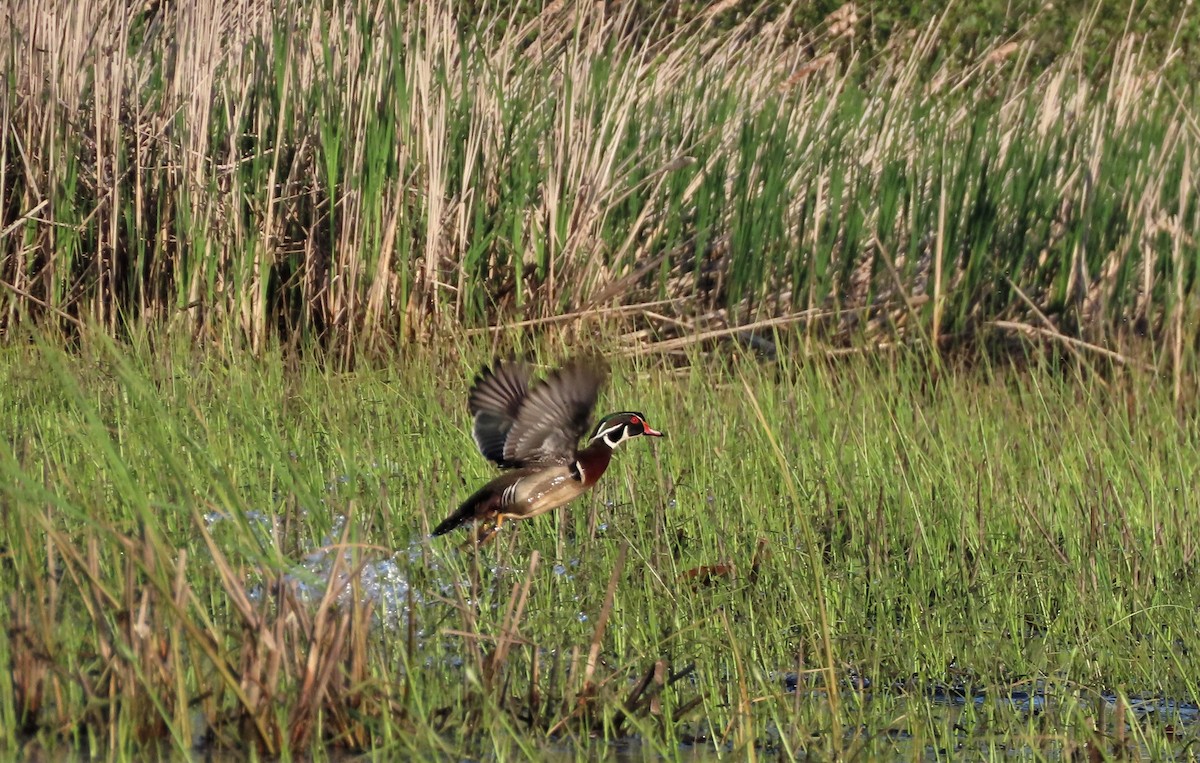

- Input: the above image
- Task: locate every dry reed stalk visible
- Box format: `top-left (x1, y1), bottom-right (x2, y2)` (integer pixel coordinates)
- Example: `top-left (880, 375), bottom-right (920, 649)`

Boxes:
top-left (1171, 146), bottom-right (1190, 407)
top-left (622, 300), bottom-right (926, 356)
top-left (1, 0), bottom-right (1196, 361)
top-left (1004, 277), bottom-right (1089, 369)
top-left (581, 542), bottom-right (626, 693)
top-left (932, 169), bottom-right (945, 350)
top-left (988, 320), bottom-right (1151, 370)
top-left (483, 550), bottom-right (540, 689)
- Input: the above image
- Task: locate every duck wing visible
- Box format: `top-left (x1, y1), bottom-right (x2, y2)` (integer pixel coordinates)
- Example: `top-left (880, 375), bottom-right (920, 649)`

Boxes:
top-left (503, 355), bottom-right (608, 466)
top-left (468, 359), bottom-right (534, 468)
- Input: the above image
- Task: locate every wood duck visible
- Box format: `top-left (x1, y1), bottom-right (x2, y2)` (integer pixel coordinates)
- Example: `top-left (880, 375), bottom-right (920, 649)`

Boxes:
top-left (432, 355), bottom-right (664, 544)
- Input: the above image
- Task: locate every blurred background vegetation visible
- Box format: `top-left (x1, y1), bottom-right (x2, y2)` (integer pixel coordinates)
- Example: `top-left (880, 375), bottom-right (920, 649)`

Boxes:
top-left (468, 0), bottom-right (1198, 81)
top-left (2, 0), bottom-right (1197, 367)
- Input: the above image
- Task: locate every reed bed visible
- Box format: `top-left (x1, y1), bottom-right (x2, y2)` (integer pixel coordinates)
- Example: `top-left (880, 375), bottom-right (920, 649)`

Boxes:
top-left (2, 0), bottom-right (1197, 366)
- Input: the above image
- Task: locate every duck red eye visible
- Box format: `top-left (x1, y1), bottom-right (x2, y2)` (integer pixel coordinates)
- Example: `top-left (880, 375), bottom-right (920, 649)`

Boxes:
top-left (630, 415), bottom-right (641, 425)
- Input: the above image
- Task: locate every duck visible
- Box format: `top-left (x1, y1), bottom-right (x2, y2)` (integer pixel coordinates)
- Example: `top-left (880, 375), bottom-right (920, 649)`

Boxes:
top-left (431, 355), bottom-right (664, 544)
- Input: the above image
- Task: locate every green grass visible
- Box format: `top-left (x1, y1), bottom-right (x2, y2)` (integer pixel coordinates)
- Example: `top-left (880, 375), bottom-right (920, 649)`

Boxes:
top-left (3, 334), bottom-right (1200, 759)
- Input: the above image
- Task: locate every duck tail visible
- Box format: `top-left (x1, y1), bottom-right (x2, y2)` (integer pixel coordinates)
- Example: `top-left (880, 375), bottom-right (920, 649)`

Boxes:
top-left (431, 502), bottom-right (473, 536)
top-left (431, 485), bottom-right (493, 536)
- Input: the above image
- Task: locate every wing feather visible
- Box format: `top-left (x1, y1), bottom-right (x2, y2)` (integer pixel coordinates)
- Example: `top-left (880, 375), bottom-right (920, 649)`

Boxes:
top-left (504, 356), bottom-right (607, 465)
top-left (468, 360), bottom-right (532, 467)
top-left (464, 356), bottom-right (608, 468)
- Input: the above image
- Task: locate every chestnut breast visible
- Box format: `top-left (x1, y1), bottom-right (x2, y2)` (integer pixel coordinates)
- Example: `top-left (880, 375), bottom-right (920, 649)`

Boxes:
top-left (575, 443), bottom-right (614, 487)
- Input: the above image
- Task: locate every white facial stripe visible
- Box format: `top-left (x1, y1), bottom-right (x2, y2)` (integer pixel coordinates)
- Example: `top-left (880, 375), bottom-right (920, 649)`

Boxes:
top-left (593, 422), bottom-right (624, 443)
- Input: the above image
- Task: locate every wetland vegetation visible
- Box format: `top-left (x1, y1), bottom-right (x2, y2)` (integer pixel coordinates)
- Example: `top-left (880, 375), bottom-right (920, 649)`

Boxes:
top-left (5, 338), bottom-right (1200, 760)
top-left (3, 0), bottom-right (1200, 759)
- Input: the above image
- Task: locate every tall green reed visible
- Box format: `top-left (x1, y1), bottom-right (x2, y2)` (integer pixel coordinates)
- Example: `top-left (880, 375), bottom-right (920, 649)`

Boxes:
top-left (2, 1), bottom-right (1197, 366)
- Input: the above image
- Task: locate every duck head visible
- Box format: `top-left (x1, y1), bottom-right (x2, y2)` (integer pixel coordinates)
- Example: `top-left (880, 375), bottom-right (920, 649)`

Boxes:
top-left (589, 412), bottom-right (664, 449)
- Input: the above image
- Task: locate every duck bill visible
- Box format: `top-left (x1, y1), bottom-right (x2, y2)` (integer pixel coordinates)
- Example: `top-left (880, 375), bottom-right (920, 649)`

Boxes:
top-left (643, 425), bottom-right (665, 438)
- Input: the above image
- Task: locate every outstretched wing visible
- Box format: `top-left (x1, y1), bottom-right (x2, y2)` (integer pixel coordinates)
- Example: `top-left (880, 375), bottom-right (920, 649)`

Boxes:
top-left (503, 355), bottom-right (608, 466)
top-left (468, 360), bottom-right (533, 468)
